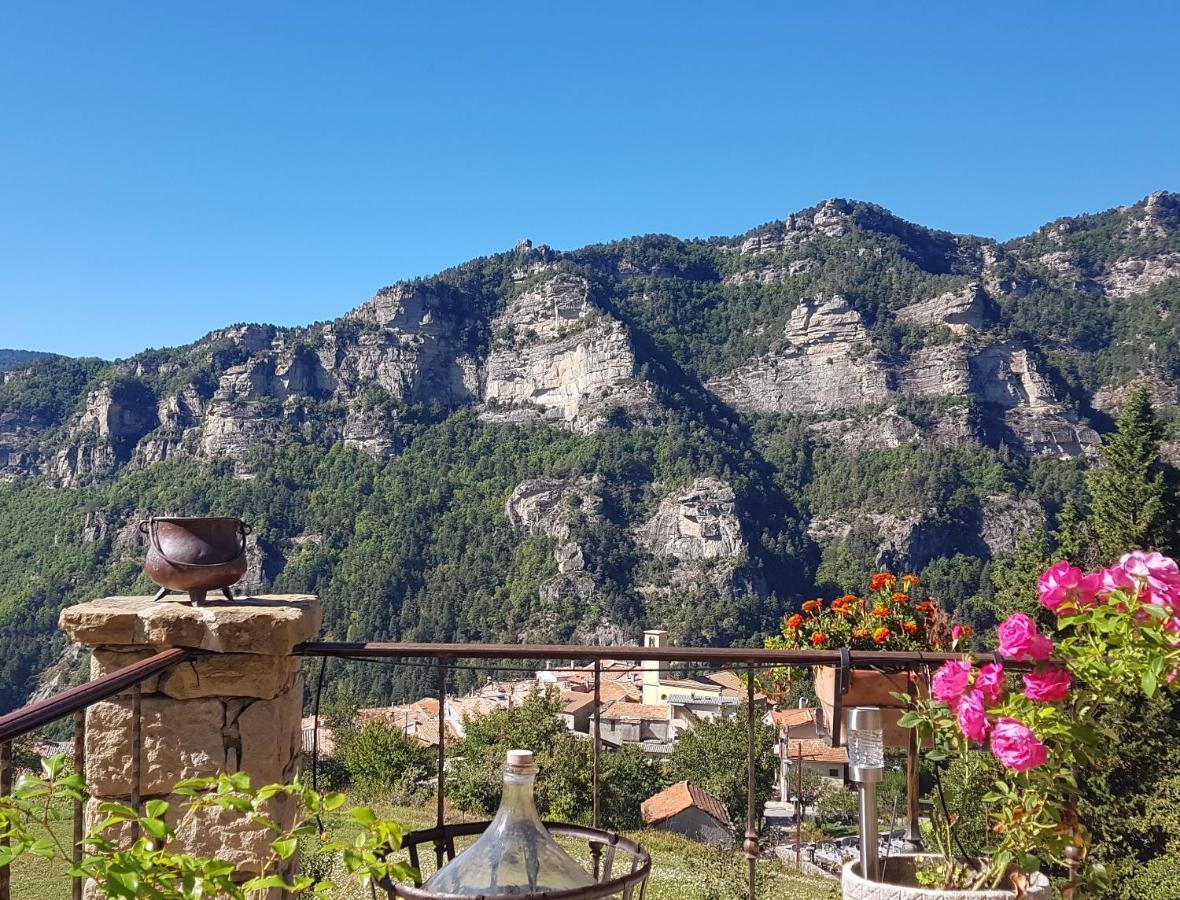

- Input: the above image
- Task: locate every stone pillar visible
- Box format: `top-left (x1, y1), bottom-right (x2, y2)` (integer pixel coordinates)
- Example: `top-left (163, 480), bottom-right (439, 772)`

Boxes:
top-left (59, 594), bottom-right (321, 886)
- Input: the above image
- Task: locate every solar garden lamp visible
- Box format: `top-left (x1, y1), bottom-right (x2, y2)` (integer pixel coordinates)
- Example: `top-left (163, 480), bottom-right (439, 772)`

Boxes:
top-left (846, 706), bottom-right (885, 882)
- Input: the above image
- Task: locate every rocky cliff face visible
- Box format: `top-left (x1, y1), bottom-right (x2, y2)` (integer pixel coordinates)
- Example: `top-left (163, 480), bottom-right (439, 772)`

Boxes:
top-left (636, 478), bottom-right (744, 563)
top-left (9, 193), bottom-right (1176, 486)
top-left (480, 272), bottom-right (657, 433)
top-left (707, 296), bottom-right (891, 415)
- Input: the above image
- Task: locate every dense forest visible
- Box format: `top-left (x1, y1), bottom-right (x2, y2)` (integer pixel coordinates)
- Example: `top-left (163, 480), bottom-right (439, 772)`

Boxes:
top-left (1, 192), bottom-right (1178, 711)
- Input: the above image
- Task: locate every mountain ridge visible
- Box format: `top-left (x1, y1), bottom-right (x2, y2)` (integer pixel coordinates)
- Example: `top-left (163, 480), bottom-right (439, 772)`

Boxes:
top-left (1, 191), bottom-right (1178, 710)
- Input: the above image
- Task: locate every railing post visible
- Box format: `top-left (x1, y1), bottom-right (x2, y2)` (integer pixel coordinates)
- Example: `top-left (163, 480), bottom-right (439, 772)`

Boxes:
top-left (0, 739), bottom-right (11, 900)
top-left (435, 657), bottom-right (448, 871)
top-left (744, 665), bottom-right (758, 900)
top-left (904, 674), bottom-right (922, 847)
top-left (129, 684), bottom-right (142, 841)
top-left (592, 659), bottom-right (602, 880)
top-left (72, 710), bottom-right (85, 900)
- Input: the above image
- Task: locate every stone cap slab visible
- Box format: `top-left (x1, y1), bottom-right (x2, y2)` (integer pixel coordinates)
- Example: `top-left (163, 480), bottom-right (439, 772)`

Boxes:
top-left (60, 595), bottom-right (321, 655)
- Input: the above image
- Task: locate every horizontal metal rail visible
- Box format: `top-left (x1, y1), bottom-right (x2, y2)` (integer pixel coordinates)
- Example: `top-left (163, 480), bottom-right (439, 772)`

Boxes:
top-left (0, 647), bottom-right (192, 744)
top-left (295, 641), bottom-right (1033, 669)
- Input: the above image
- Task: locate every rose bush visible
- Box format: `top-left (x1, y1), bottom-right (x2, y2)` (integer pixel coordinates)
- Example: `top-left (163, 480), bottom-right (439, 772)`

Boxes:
top-left (901, 551), bottom-right (1180, 894)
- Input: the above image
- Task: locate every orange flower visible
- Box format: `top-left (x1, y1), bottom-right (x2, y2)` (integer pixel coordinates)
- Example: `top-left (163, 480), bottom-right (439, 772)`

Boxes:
top-left (802, 599), bottom-right (822, 614)
top-left (851, 627), bottom-right (869, 640)
top-left (833, 606), bottom-right (850, 616)
top-left (891, 592), bottom-right (909, 604)
top-left (785, 614), bottom-right (803, 630)
top-left (869, 572), bottom-right (896, 592)
top-left (902, 574), bottom-right (921, 588)
top-left (811, 632), bottom-right (829, 646)
top-left (872, 626), bottom-right (891, 644)
top-left (903, 621), bottom-right (918, 635)
top-left (871, 606), bottom-right (890, 617)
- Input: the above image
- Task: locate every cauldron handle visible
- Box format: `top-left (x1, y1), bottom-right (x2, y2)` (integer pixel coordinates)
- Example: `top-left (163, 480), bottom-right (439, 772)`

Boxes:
top-left (140, 518), bottom-right (252, 568)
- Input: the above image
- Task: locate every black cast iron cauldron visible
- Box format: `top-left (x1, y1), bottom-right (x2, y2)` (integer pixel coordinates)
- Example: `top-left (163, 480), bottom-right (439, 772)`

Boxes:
top-left (139, 516), bottom-right (251, 605)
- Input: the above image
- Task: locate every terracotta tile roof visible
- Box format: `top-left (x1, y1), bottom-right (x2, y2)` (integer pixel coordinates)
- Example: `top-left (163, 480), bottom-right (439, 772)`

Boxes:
top-left (783, 739), bottom-right (848, 764)
top-left (561, 691), bottom-right (597, 714)
top-left (770, 707), bottom-right (817, 728)
top-left (412, 698), bottom-right (440, 716)
top-left (600, 701), bottom-right (669, 721)
top-left (599, 682), bottom-right (641, 703)
top-left (413, 719), bottom-right (459, 748)
top-left (642, 781), bottom-right (731, 827)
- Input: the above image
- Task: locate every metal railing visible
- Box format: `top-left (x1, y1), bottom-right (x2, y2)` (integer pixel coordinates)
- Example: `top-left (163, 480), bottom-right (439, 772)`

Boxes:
top-left (0, 641), bottom-right (1033, 900)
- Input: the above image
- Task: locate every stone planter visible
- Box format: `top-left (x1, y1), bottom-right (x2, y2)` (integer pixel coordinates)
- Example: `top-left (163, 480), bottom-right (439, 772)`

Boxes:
top-left (841, 856), bottom-right (1051, 900)
top-left (814, 665), bottom-right (926, 747)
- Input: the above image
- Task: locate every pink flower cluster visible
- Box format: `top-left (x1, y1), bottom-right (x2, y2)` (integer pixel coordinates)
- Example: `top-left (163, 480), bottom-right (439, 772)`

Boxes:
top-left (930, 612), bottom-right (1063, 771)
top-left (1038, 552), bottom-right (1180, 633)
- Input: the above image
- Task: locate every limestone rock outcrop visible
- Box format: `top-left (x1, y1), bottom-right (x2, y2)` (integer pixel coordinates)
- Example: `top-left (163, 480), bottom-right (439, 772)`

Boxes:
top-left (707, 296), bottom-right (891, 415)
top-left (1095, 252), bottom-right (1180, 297)
top-left (480, 273), bottom-right (657, 432)
top-left (636, 478), bottom-right (744, 562)
top-left (507, 476), bottom-right (603, 575)
top-left (896, 283), bottom-right (988, 334)
top-left (980, 494), bottom-right (1045, 556)
top-left (969, 343), bottom-right (1099, 457)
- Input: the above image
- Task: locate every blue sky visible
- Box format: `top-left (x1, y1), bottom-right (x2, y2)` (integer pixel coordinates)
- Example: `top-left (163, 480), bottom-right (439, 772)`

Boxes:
top-left (1, 2), bottom-right (1177, 359)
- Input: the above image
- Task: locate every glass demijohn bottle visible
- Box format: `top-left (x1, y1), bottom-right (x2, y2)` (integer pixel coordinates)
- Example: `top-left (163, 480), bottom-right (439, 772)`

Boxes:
top-left (423, 749), bottom-right (595, 895)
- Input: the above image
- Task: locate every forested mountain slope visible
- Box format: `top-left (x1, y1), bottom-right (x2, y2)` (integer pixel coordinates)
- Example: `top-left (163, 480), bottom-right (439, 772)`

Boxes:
top-left (2, 192), bottom-right (1178, 710)
top-left (0, 349), bottom-right (57, 373)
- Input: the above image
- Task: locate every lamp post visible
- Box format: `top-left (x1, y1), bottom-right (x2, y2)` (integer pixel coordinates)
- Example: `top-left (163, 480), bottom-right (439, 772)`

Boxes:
top-left (846, 706), bottom-right (884, 882)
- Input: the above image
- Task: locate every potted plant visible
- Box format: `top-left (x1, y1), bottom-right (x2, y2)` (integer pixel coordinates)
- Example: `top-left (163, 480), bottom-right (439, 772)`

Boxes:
top-left (767, 571), bottom-right (952, 745)
top-left (844, 551), bottom-right (1180, 898)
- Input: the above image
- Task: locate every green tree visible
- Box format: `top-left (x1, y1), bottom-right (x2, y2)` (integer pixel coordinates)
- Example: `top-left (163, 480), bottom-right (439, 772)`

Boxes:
top-left (335, 719), bottom-right (432, 801)
top-left (666, 710), bottom-right (776, 832)
top-left (448, 688), bottom-right (591, 819)
top-left (987, 533), bottom-right (1051, 623)
top-left (1052, 497), bottom-right (1100, 569)
top-left (1086, 383), bottom-right (1170, 561)
top-left (601, 745), bottom-right (668, 830)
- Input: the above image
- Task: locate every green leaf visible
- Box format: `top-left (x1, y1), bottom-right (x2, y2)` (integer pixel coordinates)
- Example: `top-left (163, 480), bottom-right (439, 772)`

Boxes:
top-left (141, 818), bottom-right (169, 841)
top-left (271, 836), bottom-right (298, 860)
top-left (1142, 668), bottom-right (1158, 697)
top-left (144, 799), bottom-right (170, 819)
top-left (349, 806), bottom-right (378, 826)
top-left (323, 792), bottom-right (347, 811)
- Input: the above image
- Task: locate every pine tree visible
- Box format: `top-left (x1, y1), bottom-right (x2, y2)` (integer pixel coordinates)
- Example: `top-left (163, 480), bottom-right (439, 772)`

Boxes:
top-left (1086, 383), bottom-right (1168, 562)
top-left (1053, 498), bottom-right (1101, 569)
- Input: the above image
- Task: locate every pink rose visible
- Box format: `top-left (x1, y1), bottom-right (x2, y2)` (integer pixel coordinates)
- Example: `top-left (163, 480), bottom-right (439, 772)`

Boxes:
top-left (997, 613), bottom-right (1053, 662)
top-left (1038, 561), bottom-right (1101, 614)
top-left (1022, 665), bottom-right (1071, 702)
top-left (974, 662), bottom-right (1004, 706)
top-left (1120, 550), bottom-right (1180, 609)
top-left (1101, 563), bottom-right (1137, 601)
top-left (955, 689), bottom-right (989, 742)
top-left (989, 717), bottom-right (1048, 772)
top-left (931, 660), bottom-right (972, 706)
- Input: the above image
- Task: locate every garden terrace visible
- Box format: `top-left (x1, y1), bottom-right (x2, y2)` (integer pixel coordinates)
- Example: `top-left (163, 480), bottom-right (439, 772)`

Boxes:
top-left (0, 597), bottom-right (1044, 900)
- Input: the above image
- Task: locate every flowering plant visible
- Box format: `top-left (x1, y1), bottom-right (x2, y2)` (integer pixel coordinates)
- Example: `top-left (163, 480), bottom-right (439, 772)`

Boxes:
top-left (768, 571), bottom-right (952, 652)
top-left (901, 551), bottom-right (1180, 894)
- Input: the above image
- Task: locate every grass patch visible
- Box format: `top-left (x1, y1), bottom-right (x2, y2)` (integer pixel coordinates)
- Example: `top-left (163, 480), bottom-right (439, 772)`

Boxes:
top-left (6, 801), bottom-right (837, 900)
